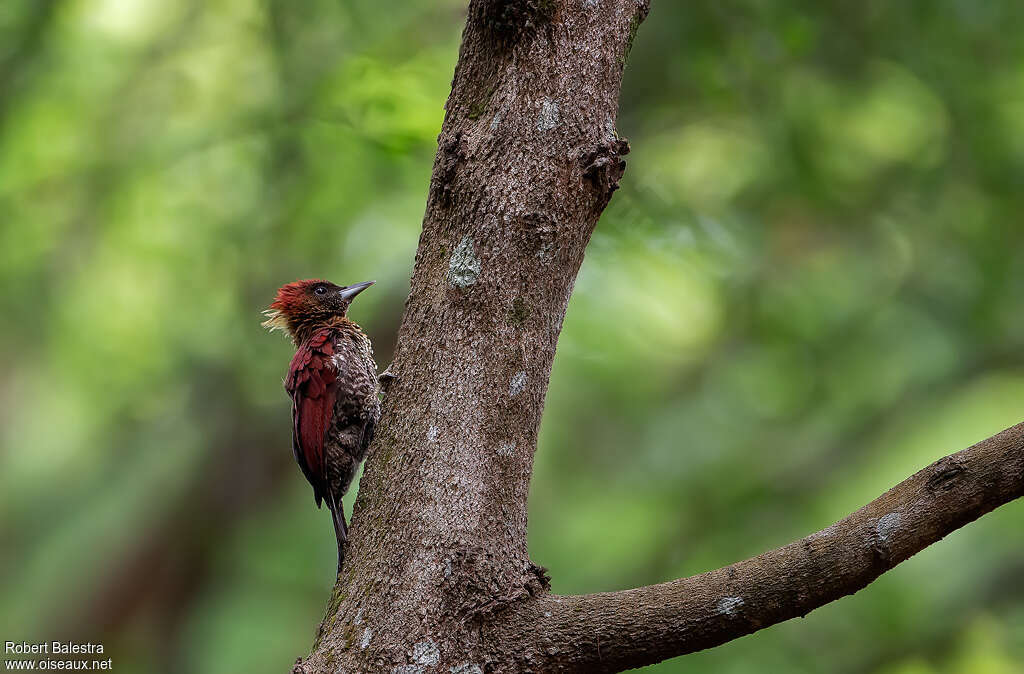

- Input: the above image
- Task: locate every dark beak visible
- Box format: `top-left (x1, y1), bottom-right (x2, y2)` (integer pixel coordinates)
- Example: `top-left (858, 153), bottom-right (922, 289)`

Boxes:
top-left (339, 280), bottom-right (375, 301)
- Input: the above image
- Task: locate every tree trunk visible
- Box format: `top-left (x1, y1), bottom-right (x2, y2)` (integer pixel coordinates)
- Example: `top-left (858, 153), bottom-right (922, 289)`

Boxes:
top-left (297, 0), bottom-right (647, 670)
top-left (294, 2), bottom-right (1024, 672)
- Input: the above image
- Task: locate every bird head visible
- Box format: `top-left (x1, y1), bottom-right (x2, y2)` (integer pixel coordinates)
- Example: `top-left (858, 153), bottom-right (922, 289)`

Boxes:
top-left (263, 279), bottom-right (374, 342)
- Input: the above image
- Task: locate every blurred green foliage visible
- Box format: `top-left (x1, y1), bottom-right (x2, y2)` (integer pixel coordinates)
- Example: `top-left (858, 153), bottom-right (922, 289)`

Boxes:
top-left (1, 0), bottom-right (1023, 672)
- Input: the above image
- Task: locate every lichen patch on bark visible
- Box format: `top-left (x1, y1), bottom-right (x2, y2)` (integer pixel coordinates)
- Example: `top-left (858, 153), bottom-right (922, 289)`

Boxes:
top-left (716, 596), bottom-right (744, 617)
top-left (448, 236), bottom-right (482, 287)
top-left (536, 99), bottom-right (560, 131)
top-left (509, 371), bottom-right (527, 396)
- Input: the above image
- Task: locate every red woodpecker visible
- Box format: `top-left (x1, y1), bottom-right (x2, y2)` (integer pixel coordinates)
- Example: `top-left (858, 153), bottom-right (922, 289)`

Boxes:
top-left (263, 279), bottom-right (380, 572)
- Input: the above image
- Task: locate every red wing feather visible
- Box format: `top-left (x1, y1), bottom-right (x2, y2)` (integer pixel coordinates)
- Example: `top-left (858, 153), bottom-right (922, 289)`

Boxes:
top-left (285, 330), bottom-right (338, 507)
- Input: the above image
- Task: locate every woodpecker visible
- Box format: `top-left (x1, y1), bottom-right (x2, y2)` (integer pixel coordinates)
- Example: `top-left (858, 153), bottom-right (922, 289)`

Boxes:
top-left (263, 279), bottom-right (380, 572)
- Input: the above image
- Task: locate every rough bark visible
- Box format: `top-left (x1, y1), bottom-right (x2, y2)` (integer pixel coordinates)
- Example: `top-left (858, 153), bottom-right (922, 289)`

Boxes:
top-left (297, 0), bottom-right (647, 671)
top-left (295, 2), bottom-right (1024, 672)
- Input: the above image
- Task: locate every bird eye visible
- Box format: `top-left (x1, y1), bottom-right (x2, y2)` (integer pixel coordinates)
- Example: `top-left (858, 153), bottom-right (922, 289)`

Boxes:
top-left (314, 285), bottom-right (327, 296)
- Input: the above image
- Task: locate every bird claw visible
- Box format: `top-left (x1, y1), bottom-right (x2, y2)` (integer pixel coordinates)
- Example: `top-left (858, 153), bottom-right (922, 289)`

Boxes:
top-left (378, 365), bottom-right (398, 392)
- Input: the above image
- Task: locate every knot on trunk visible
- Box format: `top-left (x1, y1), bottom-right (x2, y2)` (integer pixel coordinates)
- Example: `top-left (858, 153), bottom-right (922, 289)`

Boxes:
top-left (526, 561), bottom-right (552, 594)
top-left (444, 548), bottom-right (552, 625)
top-left (473, 0), bottom-right (557, 49)
top-left (926, 457), bottom-right (966, 493)
top-left (581, 137), bottom-right (630, 211)
top-left (433, 131), bottom-right (469, 209)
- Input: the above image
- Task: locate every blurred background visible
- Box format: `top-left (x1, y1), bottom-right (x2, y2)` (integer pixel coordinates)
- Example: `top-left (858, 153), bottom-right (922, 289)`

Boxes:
top-left (1, 0), bottom-right (1023, 672)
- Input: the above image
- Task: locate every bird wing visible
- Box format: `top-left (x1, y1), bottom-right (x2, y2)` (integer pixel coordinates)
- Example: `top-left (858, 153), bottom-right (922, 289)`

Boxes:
top-left (285, 328), bottom-right (338, 508)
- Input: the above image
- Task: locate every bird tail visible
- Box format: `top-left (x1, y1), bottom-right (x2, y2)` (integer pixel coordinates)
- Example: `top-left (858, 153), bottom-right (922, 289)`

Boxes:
top-left (328, 491), bottom-right (348, 575)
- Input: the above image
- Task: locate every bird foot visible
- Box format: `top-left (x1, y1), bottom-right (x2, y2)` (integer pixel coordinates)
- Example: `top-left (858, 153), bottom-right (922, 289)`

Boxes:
top-left (378, 365), bottom-right (398, 392)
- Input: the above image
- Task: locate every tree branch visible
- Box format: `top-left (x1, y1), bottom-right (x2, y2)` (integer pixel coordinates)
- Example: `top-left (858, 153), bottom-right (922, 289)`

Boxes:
top-left (498, 421), bottom-right (1024, 673)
